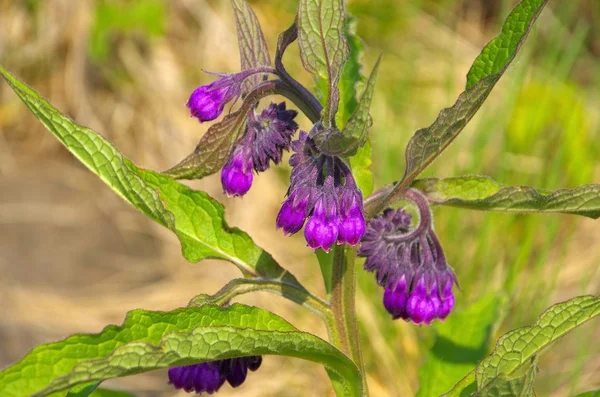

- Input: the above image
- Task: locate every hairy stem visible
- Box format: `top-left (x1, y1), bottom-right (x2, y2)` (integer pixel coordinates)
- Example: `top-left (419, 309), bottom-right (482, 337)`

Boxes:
top-left (187, 278), bottom-right (331, 319)
top-left (330, 245), bottom-right (368, 396)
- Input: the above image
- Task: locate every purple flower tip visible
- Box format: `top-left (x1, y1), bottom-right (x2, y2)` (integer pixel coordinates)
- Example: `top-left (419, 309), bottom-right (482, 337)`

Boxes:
top-left (338, 191), bottom-right (366, 246)
top-left (168, 356), bottom-right (262, 395)
top-left (304, 197), bottom-right (339, 252)
top-left (221, 147), bottom-right (253, 197)
top-left (276, 193), bottom-right (309, 235)
top-left (187, 74), bottom-right (243, 123)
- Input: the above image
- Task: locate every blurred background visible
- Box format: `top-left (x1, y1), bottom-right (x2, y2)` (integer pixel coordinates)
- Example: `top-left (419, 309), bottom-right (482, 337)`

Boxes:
top-left (0, 0), bottom-right (599, 396)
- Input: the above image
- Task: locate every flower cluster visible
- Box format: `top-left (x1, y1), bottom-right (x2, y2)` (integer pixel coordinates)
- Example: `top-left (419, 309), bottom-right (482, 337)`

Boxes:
top-left (220, 102), bottom-right (299, 196)
top-left (168, 356), bottom-right (262, 394)
top-left (276, 131), bottom-right (366, 251)
top-left (358, 195), bottom-right (457, 324)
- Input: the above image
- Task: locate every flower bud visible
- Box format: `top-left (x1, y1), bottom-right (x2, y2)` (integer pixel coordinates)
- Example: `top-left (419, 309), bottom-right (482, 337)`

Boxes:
top-left (304, 196), bottom-right (339, 252)
top-left (221, 146), bottom-right (253, 197)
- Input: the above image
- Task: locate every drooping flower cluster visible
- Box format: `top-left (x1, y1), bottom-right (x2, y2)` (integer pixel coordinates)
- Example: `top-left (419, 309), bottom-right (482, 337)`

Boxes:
top-left (276, 130), bottom-right (366, 251)
top-left (168, 356), bottom-right (262, 394)
top-left (220, 102), bottom-right (298, 196)
top-left (358, 193), bottom-right (457, 324)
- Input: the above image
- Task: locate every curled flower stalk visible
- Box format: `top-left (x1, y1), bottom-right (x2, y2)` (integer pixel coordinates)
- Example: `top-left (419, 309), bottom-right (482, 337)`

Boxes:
top-left (168, 356), bottom-right (262, 394)
top-left (359, 189), bottom-right (458, 325)
top-left (276, 127), bottom-right (366, 251)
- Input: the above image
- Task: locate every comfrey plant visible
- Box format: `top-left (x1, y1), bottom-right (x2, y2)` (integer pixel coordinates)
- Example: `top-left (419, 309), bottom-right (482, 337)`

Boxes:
top-left (1, 0), bottom-right (599, 396)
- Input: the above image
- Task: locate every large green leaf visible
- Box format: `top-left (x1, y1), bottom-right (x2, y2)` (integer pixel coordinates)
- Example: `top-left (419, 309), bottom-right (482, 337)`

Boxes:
top-left (231, 0), bottom-right (271, 95)
top-left (297, 0), bottom-right (349, 127)
top-left (0, 65), bottom-right (303, 287)
top-left (443, 296), bottom-right (600, 396)
top-left (0, 305), bottom-right (362, 397)
top-left (471, 359), bottom-right (537, 397)
top-left (412, 176), bottom-right (600, 219)
top-left (386, 0), bottom-right (548, 203)
top-left (417, 295), bottom-right (502, 397)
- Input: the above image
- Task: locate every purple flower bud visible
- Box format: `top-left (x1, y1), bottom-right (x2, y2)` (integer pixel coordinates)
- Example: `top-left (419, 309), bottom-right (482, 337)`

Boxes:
top-left (168, 362), bottom-right (225, 394)
top-left (383, 276), bottom-right (409, 320)
top-left (221, 146), bottom-right (253, 197)
top-left (187, 75), bottom-right (242, 123)
top-left (304, 196), bottom-right (339, 252)
top-left (276, 191), bottom-right (310, 235)
top-left (358, 202), bottom-right (458, 325)
top-left (337, 188), bottom-right (366, 246)
top-left (168, 356), bottom-right (262, 394)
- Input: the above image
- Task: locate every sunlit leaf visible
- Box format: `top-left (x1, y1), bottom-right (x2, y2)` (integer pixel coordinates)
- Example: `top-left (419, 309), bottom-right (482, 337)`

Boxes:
top-left (297, 0), bottom-right (349, 127)
top-left (0, 305), bottom-right (362, 397)
top-left (388, 0), bottom-right (548, 200)
top-left (0, 65), bottom-right (303, 287)
top-left (471, 359), bottom-right (538, 397)
top-left (231, 0), bottom-right (271, 95)
top-left (413, 176), bottom-right (600, 219)
top-left (443, 296), bottom-right (600, 396)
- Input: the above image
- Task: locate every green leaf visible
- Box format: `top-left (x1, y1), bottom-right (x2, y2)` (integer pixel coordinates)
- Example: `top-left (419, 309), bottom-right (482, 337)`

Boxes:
top-left (231, 0), bottom-right (271, 95)
top-left (574, 392), bottom-right (600, 397)
top-left (297, 0), bottom-right (349, 127)
top-left (0, 64), bottom-right (303, 287)
top-left (164, 82), bottom-right (277, 180)
top-left (350, 140), bottom-right (374, 197)
top-left (388, 0), bottom-right (548, 200)
top-left (471, 359), bottom-right (538, 397)
top-left (66, 383), bottom-right (100, 397)
top-left (412, 176), bottom-right (600, 219)
top-left (315, 55), bottom-right (381, 156)
top-left (417, 295), bottom-right (502, 397)
top-left (0, 305), bottom-right (362, 397)
top-left (443, 296), bottom-right (600, 396)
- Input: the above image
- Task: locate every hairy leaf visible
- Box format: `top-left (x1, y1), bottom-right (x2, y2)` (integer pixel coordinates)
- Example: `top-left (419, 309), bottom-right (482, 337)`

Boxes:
top-left (164, 82), bottom-right (277, 180)
top-left (231, 0), bottom-right (271, 95)
top-left (472, 360), bottom-right (538, 397)
top-left (297, 0), bottom-right (349, 126)
top-left (443, 296), bottom-right (600, 396)
top-left (389, 0), bottom-right (548, 200)
top-left (0, 65), bottom-right (303, 287)
top-left (0, 305), bottom-right (361, 397)
top-left (413, 176), bottom-right (600, 219)
top-left (417, 295), bottom-right (501, 397)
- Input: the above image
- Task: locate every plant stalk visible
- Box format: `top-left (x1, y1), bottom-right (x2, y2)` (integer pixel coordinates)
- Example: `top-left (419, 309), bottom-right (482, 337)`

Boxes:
top-left (329, 245), bottom-right (369, 396)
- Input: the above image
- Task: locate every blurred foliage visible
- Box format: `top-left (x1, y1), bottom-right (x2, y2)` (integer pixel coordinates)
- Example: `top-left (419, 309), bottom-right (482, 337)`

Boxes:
top-left (89, 0), bottom-right (166, 62)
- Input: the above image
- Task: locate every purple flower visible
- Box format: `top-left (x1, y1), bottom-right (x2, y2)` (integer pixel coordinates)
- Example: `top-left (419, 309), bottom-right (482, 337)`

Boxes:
top-left (168, 356), bottom-right (262, 394)
top-left (250, 102), bottom-right (298, 172)
top-left (276, 130), bottom-right (366, 251)
top-left (187, 75), bottom-right (243, 123)
top-left (221, 145), bottom-right (253, 197)
top-left (219, 102), bottom-right (299, 197)
top-left (358, 196), bottom-right (458, 324)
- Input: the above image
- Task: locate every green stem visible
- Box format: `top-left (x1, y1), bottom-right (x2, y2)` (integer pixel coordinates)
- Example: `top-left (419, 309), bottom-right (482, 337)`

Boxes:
top-left (329, 245), bottom-right (369, 396)
top-left (188, 278), bottom-right (331, 319)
